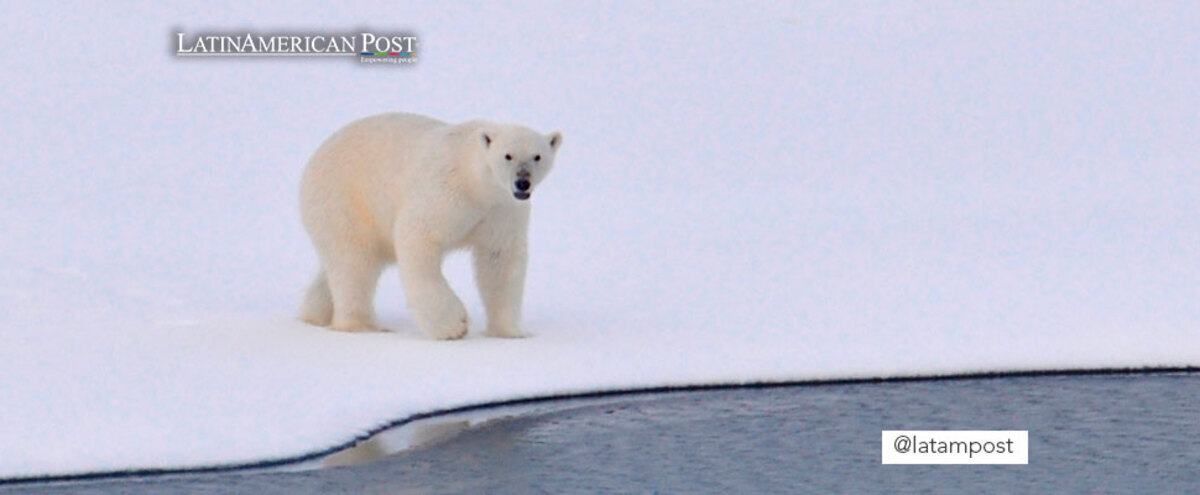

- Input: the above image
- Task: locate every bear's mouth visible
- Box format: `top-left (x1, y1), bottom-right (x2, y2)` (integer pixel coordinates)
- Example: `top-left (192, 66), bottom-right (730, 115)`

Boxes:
top-left (513, 191), bottom-right (531, 200)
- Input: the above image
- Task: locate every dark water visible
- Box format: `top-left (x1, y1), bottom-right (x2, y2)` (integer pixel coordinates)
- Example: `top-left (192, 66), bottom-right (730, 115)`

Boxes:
top-left (6, 372), bottom-right (1200, 494)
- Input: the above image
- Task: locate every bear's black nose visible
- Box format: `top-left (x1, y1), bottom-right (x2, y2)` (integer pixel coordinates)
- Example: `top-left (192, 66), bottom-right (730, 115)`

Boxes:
top-left (515, 179), bottom-right (531, 192)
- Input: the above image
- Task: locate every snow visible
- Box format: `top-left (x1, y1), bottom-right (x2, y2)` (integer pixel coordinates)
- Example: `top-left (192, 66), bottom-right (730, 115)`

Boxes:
top-left (2, 0), bottom-right (1199, 480)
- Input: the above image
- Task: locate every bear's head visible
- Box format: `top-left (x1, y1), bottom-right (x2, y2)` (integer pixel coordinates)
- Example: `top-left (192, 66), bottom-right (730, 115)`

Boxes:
top-left (479, 125), bottom-right (562, 201)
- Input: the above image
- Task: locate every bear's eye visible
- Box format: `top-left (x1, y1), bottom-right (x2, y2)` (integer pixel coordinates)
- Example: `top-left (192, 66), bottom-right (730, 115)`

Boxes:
top-left (534, 155), bottom-right (541, 162)
top-left (504, 154), bottom-right (512, 161)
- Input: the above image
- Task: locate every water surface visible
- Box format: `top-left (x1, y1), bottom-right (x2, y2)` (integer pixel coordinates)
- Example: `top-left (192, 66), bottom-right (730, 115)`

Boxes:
top-left (7, 372), bottom-right (1199, 493)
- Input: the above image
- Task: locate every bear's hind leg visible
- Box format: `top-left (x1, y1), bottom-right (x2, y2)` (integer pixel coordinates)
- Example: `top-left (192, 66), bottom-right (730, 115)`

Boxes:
top-left (325, 256), bottom-right (386, 332)
top-left (299, 270), bottom-right (333, 326)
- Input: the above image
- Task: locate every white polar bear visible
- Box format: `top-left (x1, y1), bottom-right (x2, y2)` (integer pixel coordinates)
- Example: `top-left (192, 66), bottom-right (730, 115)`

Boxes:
top-left (298, 112), bottom-right (561, 340)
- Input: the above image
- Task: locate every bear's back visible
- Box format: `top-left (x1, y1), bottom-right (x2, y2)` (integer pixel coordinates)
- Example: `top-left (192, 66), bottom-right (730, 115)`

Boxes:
top-left (301, 113), bottom-right (454, 241)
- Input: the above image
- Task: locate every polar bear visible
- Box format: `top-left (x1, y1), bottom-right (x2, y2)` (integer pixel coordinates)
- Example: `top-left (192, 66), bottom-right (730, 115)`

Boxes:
top-left (298, 113), bottom-right (561, 340)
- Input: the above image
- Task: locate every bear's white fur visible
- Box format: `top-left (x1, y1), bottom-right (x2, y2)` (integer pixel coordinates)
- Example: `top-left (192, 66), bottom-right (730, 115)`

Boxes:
top-left (298, 113), bottom-right (561, 339)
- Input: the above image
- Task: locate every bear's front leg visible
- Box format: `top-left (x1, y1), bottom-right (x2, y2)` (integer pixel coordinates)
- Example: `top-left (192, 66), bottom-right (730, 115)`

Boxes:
top-left (473, 238), bottom-right (528, 338)
top-left (395, 239), bottom-right (469, 340)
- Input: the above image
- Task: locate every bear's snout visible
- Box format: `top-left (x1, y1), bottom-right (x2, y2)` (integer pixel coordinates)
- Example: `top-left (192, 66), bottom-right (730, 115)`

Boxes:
top-left (513, 185), bottom-right (531, 200)
top-left (513, 170), bottom-right (532, 200)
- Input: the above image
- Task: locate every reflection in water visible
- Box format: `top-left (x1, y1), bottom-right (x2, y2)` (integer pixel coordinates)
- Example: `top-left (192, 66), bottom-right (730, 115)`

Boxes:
top-left (321, 419), bottom-right (471, 468)
top-left (321, 437), bottom-right (387, 469)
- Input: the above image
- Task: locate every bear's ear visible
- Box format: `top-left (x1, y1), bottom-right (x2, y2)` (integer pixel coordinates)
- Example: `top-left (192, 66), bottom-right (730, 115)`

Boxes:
top-left (481, 132), bottom-right (492, 148)
top-left (548, 131), bottom-right (562, 150)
